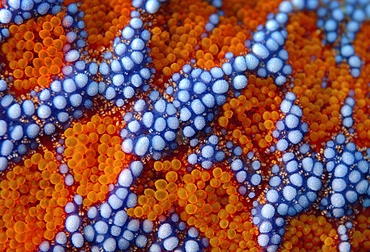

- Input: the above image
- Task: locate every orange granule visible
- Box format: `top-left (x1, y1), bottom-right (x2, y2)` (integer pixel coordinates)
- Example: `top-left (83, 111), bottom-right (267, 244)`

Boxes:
top-left (284, 11), bottom-right (356, 150)
top-left (222, 0), bottom-right (282, 31)
top-left (352, 22), bottom-right (370, 148)
top-left (282, 214), bottom-right (338, 252)
top-left (0, 151), bottom-right (69, 251)
top-left (149, 0), bottom-right (282, 82)
top-left (149, 0), bottom-right (216, 78)
top-left (80, 0), bottom-right (132, 50)
top-left (129, 158), bottom-right (260, 251)
top-left (350, 208), bottom-right (370, 251)
top-left (0, 13), bottom-right (66, 94)
top-left (62, 114), bottom-right (131, 208)
top-left (218, 74), bottom-right (281, 154)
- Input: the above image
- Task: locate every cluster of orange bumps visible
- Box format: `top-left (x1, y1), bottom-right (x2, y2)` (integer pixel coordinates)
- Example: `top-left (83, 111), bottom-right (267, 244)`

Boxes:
top-left (0, 0), bottom-right (369, 251)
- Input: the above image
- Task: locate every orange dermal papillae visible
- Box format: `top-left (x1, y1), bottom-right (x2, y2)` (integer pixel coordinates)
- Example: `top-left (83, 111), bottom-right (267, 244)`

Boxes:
top-left (0, 0), bottom-right (369, 251)
top-left (1, 14), bottom-right (66, 94)
top-left (0, 112), bottom-right (133, 251)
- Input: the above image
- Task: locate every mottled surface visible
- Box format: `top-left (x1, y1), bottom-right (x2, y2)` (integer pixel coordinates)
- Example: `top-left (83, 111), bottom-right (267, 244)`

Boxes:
top-left (0, 0), bottom-right (369, 251)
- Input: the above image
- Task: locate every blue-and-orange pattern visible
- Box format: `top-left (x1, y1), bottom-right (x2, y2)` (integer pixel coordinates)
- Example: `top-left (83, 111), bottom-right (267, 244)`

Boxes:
top-left (0, 0), bottom-right (369, 251)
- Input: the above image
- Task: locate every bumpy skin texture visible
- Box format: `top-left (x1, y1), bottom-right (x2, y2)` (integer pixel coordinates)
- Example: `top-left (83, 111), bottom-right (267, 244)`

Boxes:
top-left (0, 0), bottom-right (369, 252)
